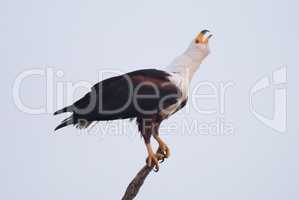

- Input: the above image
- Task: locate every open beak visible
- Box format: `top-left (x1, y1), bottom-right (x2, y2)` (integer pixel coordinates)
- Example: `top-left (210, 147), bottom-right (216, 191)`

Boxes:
top-left (195, 30), bottom-right (213, 44)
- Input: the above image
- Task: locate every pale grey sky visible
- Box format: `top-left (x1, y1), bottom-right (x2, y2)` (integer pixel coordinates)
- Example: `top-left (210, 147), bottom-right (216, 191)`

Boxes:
top-left (1, 0), bottom-right (298, 199)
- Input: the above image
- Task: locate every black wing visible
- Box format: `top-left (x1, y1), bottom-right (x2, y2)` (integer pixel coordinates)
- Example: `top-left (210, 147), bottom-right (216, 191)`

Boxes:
top-left (54, 69), bottom-right (181, 130)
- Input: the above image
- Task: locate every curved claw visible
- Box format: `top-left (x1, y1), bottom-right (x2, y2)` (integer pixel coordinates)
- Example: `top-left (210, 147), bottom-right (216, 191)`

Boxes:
top-left (146, 153), bottom-right (160, 172)
top-left (159, 157), bottom-right (165, 163)
top-left (158, 145), bottom-right (170, 159)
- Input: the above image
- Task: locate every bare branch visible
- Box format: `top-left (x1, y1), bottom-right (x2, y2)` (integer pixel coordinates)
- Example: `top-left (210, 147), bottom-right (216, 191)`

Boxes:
top-left (121, 165), bottom-right (153, 200)
top-left (122, 149), bottom-right (165, 200)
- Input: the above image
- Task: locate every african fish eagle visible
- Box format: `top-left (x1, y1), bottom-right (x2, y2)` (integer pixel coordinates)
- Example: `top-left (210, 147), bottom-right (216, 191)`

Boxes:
top-left (54, 30), bottom-right (212, 170)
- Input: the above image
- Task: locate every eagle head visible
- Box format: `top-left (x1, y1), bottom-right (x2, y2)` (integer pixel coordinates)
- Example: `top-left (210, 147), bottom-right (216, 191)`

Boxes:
top-left (182, 30), bottom-right (212, 63)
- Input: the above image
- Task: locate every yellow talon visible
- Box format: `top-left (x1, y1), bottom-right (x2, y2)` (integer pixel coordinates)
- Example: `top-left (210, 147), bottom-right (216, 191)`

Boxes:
top-left (145, 143), bottom-right (163, 171)
top-left (158, 143), bottom-right (170, 158)
top-left (153, 135), bottom-right (171, 158)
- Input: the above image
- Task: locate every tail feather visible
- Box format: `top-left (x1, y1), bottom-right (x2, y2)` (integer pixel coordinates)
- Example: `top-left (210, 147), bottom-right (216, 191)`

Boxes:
top-left (53, 106), bottom-right (71, 115)
top-left (54, 116), bottom-right (74, 131)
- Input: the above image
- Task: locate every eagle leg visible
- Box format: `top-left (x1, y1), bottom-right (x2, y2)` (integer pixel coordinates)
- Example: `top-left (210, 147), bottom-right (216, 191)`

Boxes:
top-left (138, 117), bottom-right (166, 171)
top-left (153, 134), bottom-right (170, 158)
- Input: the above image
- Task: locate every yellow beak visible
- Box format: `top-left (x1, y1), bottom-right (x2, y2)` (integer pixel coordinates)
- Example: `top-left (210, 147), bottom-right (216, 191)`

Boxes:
top-left (195, 30), bottom-right (213, 44)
